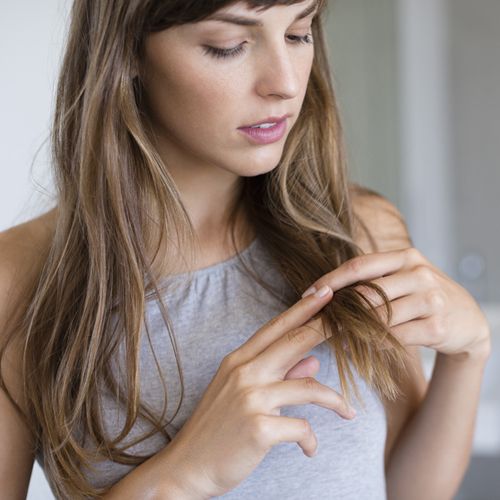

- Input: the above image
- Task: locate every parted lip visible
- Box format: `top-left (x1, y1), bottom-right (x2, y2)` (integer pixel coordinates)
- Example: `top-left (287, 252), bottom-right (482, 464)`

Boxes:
top-left (238, 113), bottom-right (291, 128)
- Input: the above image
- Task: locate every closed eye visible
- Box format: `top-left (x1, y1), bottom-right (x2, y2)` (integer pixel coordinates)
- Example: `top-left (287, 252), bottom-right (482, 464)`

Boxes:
top-left (202, 33), bottom-right (313, 60)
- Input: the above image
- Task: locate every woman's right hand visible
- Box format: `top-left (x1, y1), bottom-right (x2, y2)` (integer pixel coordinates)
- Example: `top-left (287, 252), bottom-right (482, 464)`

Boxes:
top-left (162, 285), bottom-right (356, 499)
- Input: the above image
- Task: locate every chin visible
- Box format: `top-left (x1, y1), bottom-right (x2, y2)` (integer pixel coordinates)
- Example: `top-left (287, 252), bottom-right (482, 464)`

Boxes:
top-left (236, 161), bottom-right (281, 178)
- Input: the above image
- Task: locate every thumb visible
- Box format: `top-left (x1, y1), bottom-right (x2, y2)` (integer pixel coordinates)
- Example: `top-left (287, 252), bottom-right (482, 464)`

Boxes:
top-left (284, 355), bottom-right (320, 380)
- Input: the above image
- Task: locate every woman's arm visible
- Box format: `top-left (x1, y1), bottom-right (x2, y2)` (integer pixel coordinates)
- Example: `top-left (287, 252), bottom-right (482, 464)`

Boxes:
top-left (351, 190), bottom-right (490, 499)
top-left (103, 445), bottom-right (204, 499)
top-left (385, 349), bottom-right (489, 500)
top-left (0, 230), bottom-right (45, 499)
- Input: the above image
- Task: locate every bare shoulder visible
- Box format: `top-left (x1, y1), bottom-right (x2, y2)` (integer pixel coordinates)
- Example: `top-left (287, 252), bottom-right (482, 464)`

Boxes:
top-left (0, 206), bottom-right (58, 397)
top-left (0, 206), bottom-right (58, 257)
top-left (0, 208), bottom-right (57, 498)
top-left (349, 184), bottom-right (428, 468)
top-left (350, 183), bottom-right (413, 253)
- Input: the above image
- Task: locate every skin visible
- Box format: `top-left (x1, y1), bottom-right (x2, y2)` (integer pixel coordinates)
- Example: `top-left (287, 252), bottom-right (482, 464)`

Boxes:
top-left (139, 0), bottom-right (317, 268)
top-left (301, 247), bottom-right (491, 363)
top-left (301, 229), bottom-right (492, 499)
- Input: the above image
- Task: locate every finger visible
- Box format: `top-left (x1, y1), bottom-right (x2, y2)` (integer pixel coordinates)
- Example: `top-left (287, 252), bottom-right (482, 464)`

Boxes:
top-left (263, 378), bottom-right (356, 419)
top-left (252, 317), bottom-right (332, 380)
top-left (237, 285), bottom-right (333, 365)
top-left (389, 316), bottom-right (441, 347)
top-left (373, 292), bottom-right (436, 326)
top-left (353, 269), bottom-right (421, 308)
top-left (260, 414), bottom-right (318, 457)
top-left (284, 355), bottom-right (320, 380)
top-left (301, 247), bottom-right (422, 298)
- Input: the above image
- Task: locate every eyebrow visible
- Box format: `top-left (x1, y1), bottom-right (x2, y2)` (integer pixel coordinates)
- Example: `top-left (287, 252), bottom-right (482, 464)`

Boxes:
top-left (205, 0), bottom-right (319, 27)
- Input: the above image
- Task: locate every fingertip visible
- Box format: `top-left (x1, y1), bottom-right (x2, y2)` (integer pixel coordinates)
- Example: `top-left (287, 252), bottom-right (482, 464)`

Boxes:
top-left (301, 286), bottom-right (317, 299)
top-left (313, 285), bottom-right (331, 299)
top-left (302, 284), bottom-right (333, 300)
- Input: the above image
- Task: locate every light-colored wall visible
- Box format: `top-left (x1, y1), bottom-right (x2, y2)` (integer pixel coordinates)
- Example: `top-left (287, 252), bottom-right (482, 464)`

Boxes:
top-left (0, 2), bottom-right (66, 233)
top-left (396, 0), bottom-right (456, 278)
top-left (448, 0), bottom-right (500, 303)
top-left (324, 0), bottom-right (402, 209)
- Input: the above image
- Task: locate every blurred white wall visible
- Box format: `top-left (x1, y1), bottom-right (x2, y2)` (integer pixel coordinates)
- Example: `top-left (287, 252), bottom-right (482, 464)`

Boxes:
top-left (0, 2), bottom-right (66, 233)
top-left (326, 0), bottom-right (455, 276)
top-left (325, 0), bottom-right (403, 214)
top-left (447, 0), bottom-right (500, 304)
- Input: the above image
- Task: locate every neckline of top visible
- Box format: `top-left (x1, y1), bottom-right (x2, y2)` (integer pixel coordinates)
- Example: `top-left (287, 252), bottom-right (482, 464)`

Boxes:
top-left (159, 236), bottom-right (260, 282)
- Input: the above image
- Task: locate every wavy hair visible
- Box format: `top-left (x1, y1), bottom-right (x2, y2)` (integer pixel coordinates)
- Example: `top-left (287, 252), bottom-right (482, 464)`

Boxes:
top-left (0, 0), bottom-right (410, 497)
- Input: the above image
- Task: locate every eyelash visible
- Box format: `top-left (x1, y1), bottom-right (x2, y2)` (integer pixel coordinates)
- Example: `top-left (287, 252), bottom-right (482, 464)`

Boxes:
top-left (202, 33), bottom-right (314, 60)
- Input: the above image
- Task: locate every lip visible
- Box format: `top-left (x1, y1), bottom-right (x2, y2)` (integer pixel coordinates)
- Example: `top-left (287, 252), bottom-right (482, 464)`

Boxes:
top-left (237, 119), bottom-right (288, 145)
top-left (238, 114), bottom-right (290, 128)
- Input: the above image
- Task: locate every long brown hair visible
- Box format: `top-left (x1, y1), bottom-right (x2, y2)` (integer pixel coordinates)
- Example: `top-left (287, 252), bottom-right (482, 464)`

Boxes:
top-left (0, 0), bottom-right (410, 497)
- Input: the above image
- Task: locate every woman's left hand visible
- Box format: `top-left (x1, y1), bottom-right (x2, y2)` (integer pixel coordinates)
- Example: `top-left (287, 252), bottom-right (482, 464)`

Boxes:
top-left (301, 247), bottom-right (491, 362)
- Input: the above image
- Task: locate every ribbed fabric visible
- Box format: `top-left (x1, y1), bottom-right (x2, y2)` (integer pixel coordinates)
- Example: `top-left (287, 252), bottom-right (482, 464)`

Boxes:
top-left (37, 237), bottom-right (387, 499)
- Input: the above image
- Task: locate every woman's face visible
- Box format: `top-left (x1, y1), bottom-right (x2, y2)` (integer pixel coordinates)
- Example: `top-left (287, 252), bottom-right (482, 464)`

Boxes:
top-left (141, 0), bottom-right (318, 179)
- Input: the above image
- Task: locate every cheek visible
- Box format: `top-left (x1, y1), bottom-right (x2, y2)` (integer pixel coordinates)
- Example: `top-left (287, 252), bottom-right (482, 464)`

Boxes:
top-left (146, 57), bottom-right (242, 139)
top-left (300, 55), bottom-right (314, 91)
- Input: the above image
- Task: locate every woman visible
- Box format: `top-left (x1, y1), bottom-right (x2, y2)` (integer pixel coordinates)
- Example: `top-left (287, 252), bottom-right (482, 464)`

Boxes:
top-left (0, 0), bottom-right (491, 498)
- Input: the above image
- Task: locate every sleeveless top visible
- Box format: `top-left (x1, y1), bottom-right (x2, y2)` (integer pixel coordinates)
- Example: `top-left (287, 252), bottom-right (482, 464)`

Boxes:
top-left (36, 237), bottom-right (387, 499)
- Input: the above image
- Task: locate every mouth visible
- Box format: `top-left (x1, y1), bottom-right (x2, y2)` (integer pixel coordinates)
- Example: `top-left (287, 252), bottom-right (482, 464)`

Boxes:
top-left (238, 113), bottom-right (291, 129)
top-left (237, 115), bottom-right (289, 145)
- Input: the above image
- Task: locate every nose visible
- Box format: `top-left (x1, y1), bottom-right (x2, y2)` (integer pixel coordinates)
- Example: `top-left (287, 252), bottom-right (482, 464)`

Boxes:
top-left (254, 41), bottom-right (301, 99)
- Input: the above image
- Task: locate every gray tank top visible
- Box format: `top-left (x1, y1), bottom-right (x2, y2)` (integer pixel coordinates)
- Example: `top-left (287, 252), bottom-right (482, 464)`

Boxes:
top-left (37, 237), bottom-right (387, 499)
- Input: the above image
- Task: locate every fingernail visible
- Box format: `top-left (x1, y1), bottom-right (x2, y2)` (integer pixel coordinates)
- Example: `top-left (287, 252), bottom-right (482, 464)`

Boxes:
top-left (314, 285), bottom-right (331, 298)
top-left (301, 286), bottom-right (317, 298)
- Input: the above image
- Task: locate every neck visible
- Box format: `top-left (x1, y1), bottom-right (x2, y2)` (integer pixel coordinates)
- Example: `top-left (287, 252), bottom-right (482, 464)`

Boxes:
top-left (148, 203), bottom-right (256, 279)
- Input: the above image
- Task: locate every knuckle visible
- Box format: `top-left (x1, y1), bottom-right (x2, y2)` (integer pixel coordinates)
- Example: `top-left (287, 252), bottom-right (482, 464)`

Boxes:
top-left (415, 264), bottom-right (435, 285)
top-left (405, 247), bottom-right (422, 263)
top-left (303, 376), bottom-right (318, 392)
top-left (428, 315), bottom-right (447, 338)
top-left (346, 257), bottom-right (364, 276)
top-left (476, 336), bottom-right (492, 361)
top-left (220, 352), bottom-right (239, 374)
top-left (252, 415), bottom-right (272, 447)
top-left (231, 362), bottom-right (253, 388)
top-left (426, 289), bottom-right (446, 311)
top-left (241, 388), bottom-right (262, 412)
top-left (268, 313), bottom-right (287, 331)
top-left (286, 327), bottom-right (308, 345)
